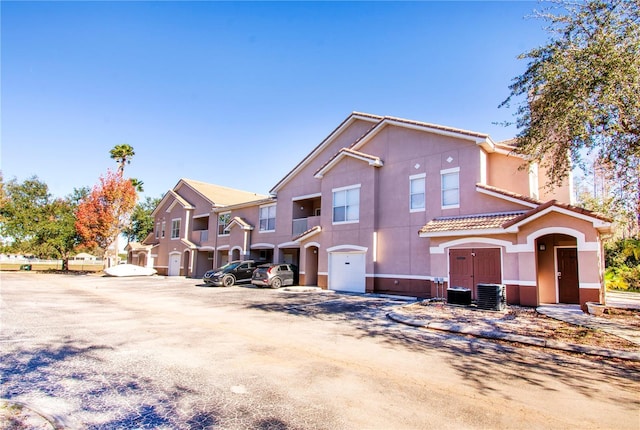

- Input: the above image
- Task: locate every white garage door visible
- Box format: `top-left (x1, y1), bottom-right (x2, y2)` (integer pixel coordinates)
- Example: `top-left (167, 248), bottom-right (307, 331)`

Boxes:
top-left (329, 252), bottom-right (366, 293)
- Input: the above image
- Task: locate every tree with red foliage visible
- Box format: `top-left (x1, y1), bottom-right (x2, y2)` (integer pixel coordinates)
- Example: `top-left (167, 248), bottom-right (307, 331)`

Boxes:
top-left (75, 170), bottom-right (137, 262)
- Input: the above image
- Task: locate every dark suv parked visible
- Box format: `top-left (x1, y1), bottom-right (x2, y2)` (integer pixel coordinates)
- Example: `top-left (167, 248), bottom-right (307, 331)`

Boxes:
top-left (203, 260), bottom-right (260, 287)
top-left (251, 263), bottom-right (298, 289)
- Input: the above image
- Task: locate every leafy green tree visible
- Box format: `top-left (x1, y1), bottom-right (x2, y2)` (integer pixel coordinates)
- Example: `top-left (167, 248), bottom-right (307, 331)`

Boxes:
top-left (501, 0), bottom-right (639, 233)
top-left (123, 196), bottom-right (161, 243)
top-left (0, 176), bottom-right (83, 268)
top-left (0, 176), bottom-right (51, 251)
top-left (32, 198), bottom-right (79, 270)
top-left (604, 238), bottom-right (640, 291)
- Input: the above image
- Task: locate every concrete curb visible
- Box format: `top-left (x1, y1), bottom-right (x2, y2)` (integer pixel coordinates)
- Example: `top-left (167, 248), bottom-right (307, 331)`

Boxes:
top-left (0, 398), bottom-right (74, 430)
top-left (387, 312), bottom-right (640, 361)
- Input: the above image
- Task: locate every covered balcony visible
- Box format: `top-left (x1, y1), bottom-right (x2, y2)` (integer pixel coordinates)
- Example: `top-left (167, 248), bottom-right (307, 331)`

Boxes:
top-left (191, 215), bottom-right (210, 245)
top-left (292, 194), bottom-right (322, 236)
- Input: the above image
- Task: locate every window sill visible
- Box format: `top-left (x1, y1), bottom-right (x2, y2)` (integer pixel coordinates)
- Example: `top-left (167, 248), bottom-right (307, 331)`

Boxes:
top-left (332, 220), bottom-right (359, 225)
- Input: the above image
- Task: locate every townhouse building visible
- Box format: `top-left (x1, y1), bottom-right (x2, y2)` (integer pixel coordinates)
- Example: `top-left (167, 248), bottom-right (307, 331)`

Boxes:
top-left (135, 112), bottom-right (611, 310)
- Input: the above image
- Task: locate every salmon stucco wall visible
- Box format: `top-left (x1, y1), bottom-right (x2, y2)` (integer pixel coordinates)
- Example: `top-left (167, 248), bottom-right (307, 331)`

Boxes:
top-left (487, 152), bottom-right (531, 197)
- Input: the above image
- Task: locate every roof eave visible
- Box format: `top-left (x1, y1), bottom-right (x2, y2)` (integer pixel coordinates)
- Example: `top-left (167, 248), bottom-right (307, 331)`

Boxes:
top-left (419, 228), bottom-right (509, 238)
top-left (314, 149), bottom-right (383, 179)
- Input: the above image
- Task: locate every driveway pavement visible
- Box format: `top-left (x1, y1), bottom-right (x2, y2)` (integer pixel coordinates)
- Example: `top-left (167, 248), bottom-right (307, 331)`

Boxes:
top-left (1, 273), bottom-right (639, 429)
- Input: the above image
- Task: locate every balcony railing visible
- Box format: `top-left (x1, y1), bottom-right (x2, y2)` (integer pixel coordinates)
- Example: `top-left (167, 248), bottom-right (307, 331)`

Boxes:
top-left (190, 230), bottom-right (209, 245)
top-left (292, 216), bottom-right (321, 236)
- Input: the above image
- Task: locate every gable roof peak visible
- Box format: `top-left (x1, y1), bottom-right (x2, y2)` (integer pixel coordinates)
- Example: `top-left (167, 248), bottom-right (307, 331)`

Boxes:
top-left (176, 178), bottom-right (268, 206)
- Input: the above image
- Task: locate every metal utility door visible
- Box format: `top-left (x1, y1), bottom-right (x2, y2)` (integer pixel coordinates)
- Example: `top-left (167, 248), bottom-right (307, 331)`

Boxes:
top-left (449, 248), bottom-right (501, 299)
top-left (168, 254), bottom-right (181, 276)
top-left (557, 247), bottom-right (579, 303)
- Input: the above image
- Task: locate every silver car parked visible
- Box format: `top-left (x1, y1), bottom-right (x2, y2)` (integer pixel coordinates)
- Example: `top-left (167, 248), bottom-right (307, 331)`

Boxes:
top-left (251, 263), bottom-right (298, 289)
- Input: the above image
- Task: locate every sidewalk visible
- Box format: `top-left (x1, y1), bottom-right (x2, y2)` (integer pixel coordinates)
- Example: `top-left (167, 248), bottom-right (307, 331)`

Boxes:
top-left (537, 304), bottom-right (640, 345)
top-left (387, 291), bottom-right (640, 362)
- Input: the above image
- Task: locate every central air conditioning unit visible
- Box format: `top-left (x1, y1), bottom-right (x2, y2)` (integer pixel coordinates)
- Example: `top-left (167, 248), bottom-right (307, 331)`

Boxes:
top-left (447, 287), bottom-right (472, 306)
top-left (476, 284), bottom-right (506, 311)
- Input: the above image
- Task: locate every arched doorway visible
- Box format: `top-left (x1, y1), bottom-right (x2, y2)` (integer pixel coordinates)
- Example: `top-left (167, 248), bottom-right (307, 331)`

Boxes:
top-left (184, 250), bottom-right (191, 278)
top-left (536, 234), bottom-right (578, 304)
top-left (304, 245), bottom-right (319, 286)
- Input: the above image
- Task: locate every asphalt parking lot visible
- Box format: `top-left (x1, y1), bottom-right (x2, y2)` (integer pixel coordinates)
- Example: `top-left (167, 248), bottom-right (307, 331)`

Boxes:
top-left (1, 273), bottom-right (639, 429)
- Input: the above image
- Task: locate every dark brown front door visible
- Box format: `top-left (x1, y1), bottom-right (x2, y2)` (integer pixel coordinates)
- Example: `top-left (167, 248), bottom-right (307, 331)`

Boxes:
top-left (557, 248), bottom-right (579, 303)
top-left (449, 249), bottom-right (474, 291)
top-left (449, 248), bottom-right (502, 299)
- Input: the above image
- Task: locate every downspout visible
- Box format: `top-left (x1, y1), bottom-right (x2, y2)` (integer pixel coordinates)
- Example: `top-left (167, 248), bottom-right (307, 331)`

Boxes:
top-left (185, 208), bottom-right (193, 277)
top-left (213, 206), bottom-right (219, 268)
top-left (244, 228), bottom-right (251, 258)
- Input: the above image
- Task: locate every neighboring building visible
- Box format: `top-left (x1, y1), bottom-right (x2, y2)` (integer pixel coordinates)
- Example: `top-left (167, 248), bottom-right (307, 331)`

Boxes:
top-left (125, 242), bottom-right (152, 267)
top-left (71, 252), bottom-right (98, 261)
top-left (142, 178), bottom-right (267, 276)
top-left (144, 112), bottom-right (612, 310)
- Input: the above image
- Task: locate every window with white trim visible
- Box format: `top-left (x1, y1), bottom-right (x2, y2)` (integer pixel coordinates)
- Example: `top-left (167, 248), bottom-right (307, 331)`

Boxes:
top-left (441, 168), bottom-right (460, 208)
top-left (155, 223), bottom-right (160, 239)
top-left (171, 219), bottom-right (181, 239)
top-left (259, 204), bottom-right (276, 232)
top-left (218, 212), bottom-right (231, 236)
top-left (161, 221), bottom-right (166, 238)
top-left (409, 173), bottom-right (426, 212)
top-left (333, 185), bottom-right (360, 223)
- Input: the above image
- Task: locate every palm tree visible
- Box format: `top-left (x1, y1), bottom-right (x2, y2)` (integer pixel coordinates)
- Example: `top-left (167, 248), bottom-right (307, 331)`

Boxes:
top-left (130, 178), bottom-right (144, 193)
top-left (109, 144), bottom-right (135, 174)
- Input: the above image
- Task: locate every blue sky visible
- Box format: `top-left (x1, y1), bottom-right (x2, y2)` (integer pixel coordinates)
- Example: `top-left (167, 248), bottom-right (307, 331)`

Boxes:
top-left (2, 1), bottom-right (549, 200)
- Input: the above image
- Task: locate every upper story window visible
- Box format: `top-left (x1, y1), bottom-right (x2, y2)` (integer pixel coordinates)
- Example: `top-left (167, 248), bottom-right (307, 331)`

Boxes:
top-left (409, 173), bottom-right (426, 212)
top-left (333, 184), bottom-right (360, 224)
top-left (259, 204), bottom-right (276, 232)
top-left (218, 212), bottom-right (231, 236)
top-left (441, 167), bottom-right (460, 209)
top-left (171, 219), bottom-right (181, 239)
top-left (155, 223), bottom-right (160, 239)
top-left (161, 221), bottom-right (166, 238)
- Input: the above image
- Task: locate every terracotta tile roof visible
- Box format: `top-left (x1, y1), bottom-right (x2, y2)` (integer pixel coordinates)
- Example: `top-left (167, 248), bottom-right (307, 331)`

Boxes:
top-left (502, 199), bottom-right (612, 228)
top-left (314, 147), bottom-right (383, 178)
top-left (476, 183), bottom-right (543, 206)
top-left (293, 225), bottom-right (322, 242)
top-left (375, 115), bottom-right (489, 139)
top-left (496, 138), bottom-right (517, 148)
top-left (419, 212), bottom-right (527, 234)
